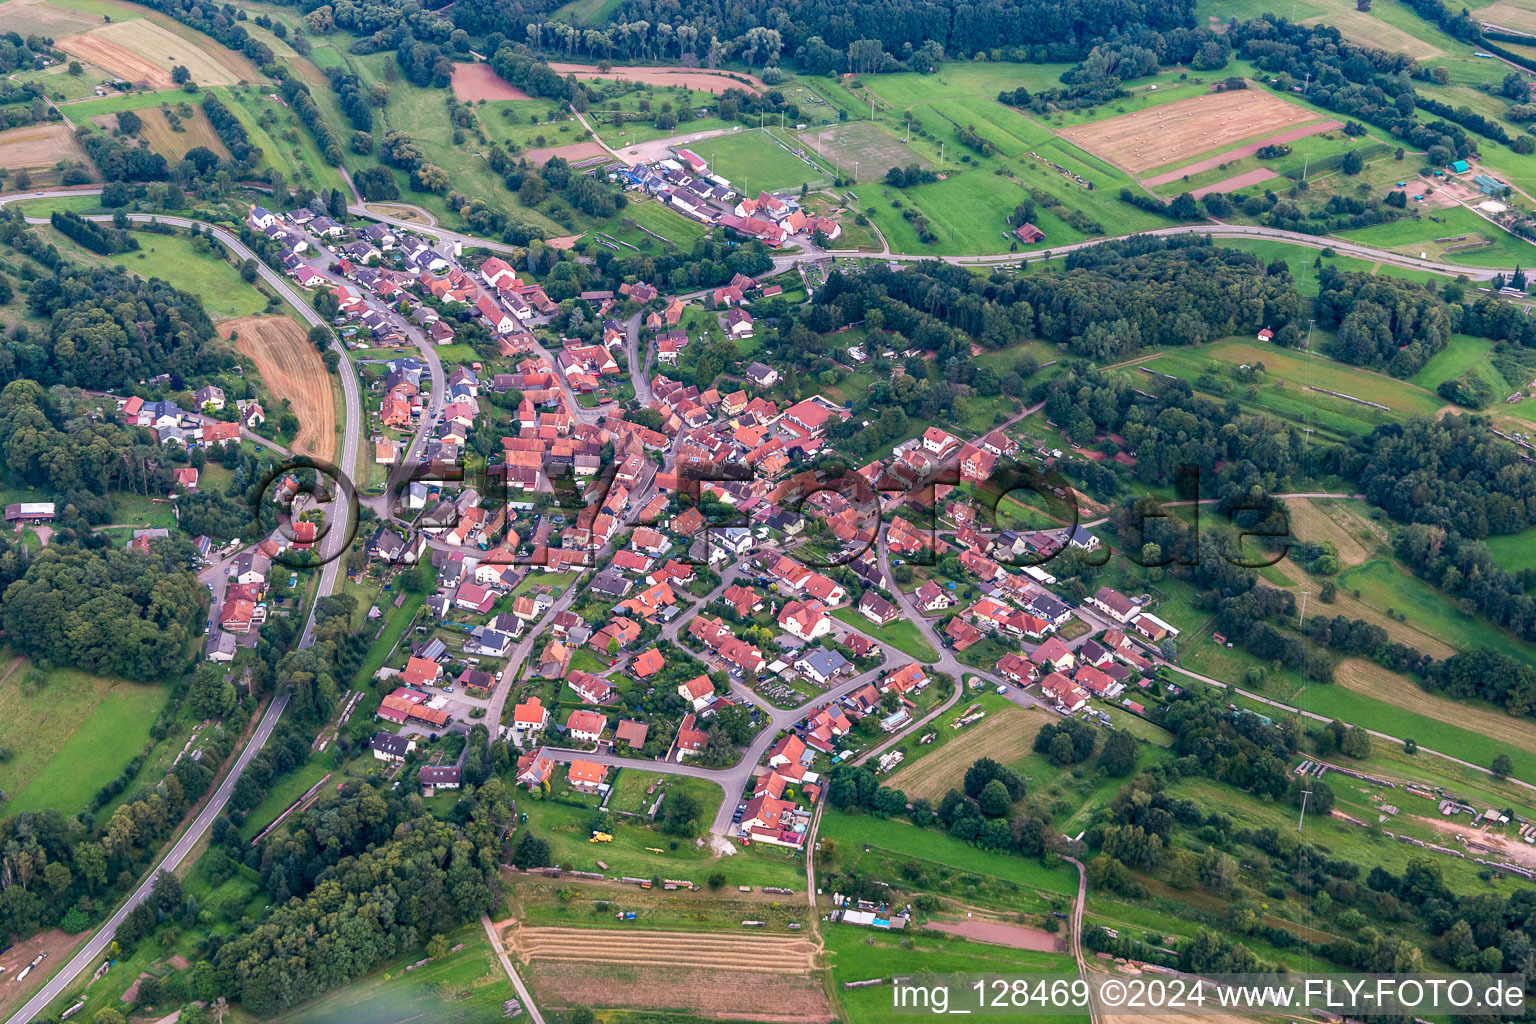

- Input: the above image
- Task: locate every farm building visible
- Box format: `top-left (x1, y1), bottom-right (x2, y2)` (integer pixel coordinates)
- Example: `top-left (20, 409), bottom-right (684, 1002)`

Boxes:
top-left (1012, 222), bottom-right (1045, 243)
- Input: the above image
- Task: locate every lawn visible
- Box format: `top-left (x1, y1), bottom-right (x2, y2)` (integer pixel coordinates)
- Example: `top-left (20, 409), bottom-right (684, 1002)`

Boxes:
top-left (110, 229), bottom-right (271, 321)
top-left (517, 796), bottom-right (805, 888)
top-left (831, 606), bottom-right (939, 662)
top-left (817, 808), bottom-right (1078, 895)
top-left (266, 922), bottom-right (510, 1024)
top-left (0, 662), bottom-right (169, 816)
top-left (685, 128), bottom-right (832, 191)
top-left (58, 88), bottom-right (187, 117)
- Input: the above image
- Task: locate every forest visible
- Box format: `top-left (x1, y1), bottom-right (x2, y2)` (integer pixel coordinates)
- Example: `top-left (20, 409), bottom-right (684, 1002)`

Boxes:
top-left (0, 213), bottom-right (229, 389)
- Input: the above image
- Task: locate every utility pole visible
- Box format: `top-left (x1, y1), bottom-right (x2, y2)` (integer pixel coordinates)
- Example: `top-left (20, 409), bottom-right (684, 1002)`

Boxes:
top-left (870, 94), bottom-right (875, 120)
top-left (1302, 153), bottom-right (1310, 181)
top-left (1305, 317), bottom-right (1315, 352)
top-left (1298, 590), bottom-right (1310, 627)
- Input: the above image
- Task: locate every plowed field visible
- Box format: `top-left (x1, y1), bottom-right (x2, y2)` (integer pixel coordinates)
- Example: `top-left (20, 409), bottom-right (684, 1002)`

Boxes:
top-left (221, 315), bottom-right (335, 461)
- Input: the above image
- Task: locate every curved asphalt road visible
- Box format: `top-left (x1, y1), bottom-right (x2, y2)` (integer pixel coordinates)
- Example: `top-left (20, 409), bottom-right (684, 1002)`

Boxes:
top-left (0, 200), bottom-right (363, 1024)
top-left (0, 184), bottom-right (1523, 1020)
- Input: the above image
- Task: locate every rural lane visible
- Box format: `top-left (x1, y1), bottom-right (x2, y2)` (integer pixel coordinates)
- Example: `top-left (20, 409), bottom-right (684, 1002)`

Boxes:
top-left (0, 202), bottom-right (364, 1024)
top-left (4, 189), bottom-right (1520, 285)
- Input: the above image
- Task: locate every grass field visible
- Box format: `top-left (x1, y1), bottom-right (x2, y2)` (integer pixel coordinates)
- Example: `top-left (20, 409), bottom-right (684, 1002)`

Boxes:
top-left (1410, 333), bottom-right (1501, 394)
top-left (799, 119), bottom-right (924, 181)
top-left (110, 229), bottom-right (269, 320)
top-left (825, 925), bottom-right (1084, 1024)
top-left (888, 701), bottom-right (1050, 801)
top-left (686, 128), bottom-right (831, 191)
top-left (1341, 206), bottom-right (1536, 270)
top-left (819, 807), bottom-right (1077, 894)
top-left (1137, 338), bottom-right (1446, 442)
top-left (1333, 658), bottom-right (1536, 760)
top-left (515, 790), bottom-right (810, 889)
top-left (831, 607), bottom-right (940, 661)
top-left (0, 661), bottom-right (168, 815)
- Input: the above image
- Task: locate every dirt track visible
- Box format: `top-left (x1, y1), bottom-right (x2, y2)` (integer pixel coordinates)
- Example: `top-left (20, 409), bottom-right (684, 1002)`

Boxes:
top-left (221, 315), bottom-right (336, 461)
top-left (927, 917), bottom-right (1064, 951)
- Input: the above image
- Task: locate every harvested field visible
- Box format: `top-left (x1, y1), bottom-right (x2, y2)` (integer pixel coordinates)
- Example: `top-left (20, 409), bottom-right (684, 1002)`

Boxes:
top-left (130, 105), bottom-right (230, 162)
top-left (221, 315), bottom-right (336, 461)
top-left (1142, 120), bottom-right (1342, 186)
top-left (1060, 88), bottom-right (1320, 175)
top-left (524, 140), bottom-right (608, 165)
top-left (1479, 0), bottom-right (1536, 34)
top-left (547, 61), bottom-right (765, 94)
top-left (1284, 497), bottom-right (1373, 566)
top-left (507, 925), bottom-right (818, 974)
top-left (1303, 0), bottom-right (1443, 58)
top-left (1336, 659), bottom-right (1536, 750)
top-left (0, 122), bottom-right (88, 171)
top-left (888, 705), bottom-right (1047, 802)
top-left (449, 62), bottom-right (531, 101)
top-left (525, 962), bottom-right (833, 1022)
top-left (59, 19), bottom-right (248, 89)
top-left (928, 918), bottom-right (1063, 952)
top-left (0, 0), bottom-right (104, 39)
top-left (1190, 167), bottom-right (1277, 198)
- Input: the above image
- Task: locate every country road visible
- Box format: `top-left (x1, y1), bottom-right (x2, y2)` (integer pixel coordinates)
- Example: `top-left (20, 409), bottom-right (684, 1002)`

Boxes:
top-left (0, 179), bottom-right (1528, 1024)
top-left (5, 188), bottom-right (1525, 285)
top-left (0, 199), bottom-right (364, 1024)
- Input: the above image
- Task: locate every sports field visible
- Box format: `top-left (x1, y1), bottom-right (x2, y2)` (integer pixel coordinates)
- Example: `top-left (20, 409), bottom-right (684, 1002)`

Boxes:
top-left (222, 315), bottom-right (337, 461)
top-left (799, 119), bottom-right (924, 181)
top-left (688, 129), bottom-right (830, 190)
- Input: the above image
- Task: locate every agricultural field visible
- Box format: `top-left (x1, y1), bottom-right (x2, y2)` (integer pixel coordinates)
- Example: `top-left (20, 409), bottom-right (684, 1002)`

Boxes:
top-left (220, 315), bottom-right (338, 461)
top-left (888, 700), bottom-right (1050, 801)
top-left (449, 62), bottom-right (531, 101)
top-left (0, 660), bottom-right (169, 816)
top-left (58, 17), bottom-right (252, 88)
top-left (0, 123), bottom-right (91, 177)
top-left (1058, 87), bottom-right (1321, 176)
top-left (511, 925), bottom-right (832, 1021)
top-left (125, 103), bottom-right (230, 162)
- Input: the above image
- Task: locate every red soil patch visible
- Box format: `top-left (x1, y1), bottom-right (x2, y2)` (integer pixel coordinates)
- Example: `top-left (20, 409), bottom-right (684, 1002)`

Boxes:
top-left (1141, 120), bottom-right (1341, 186)
top-left (1190, 167), bottom-right (1277, 198)
top-left (525, 141), bottom-right (608, 165)
top-left (546, 62), bottom-right (764, 95)
top-left (450, 62), bottom-right (531, 101)
top-left (927, 918), bottom-right (1065, 952)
